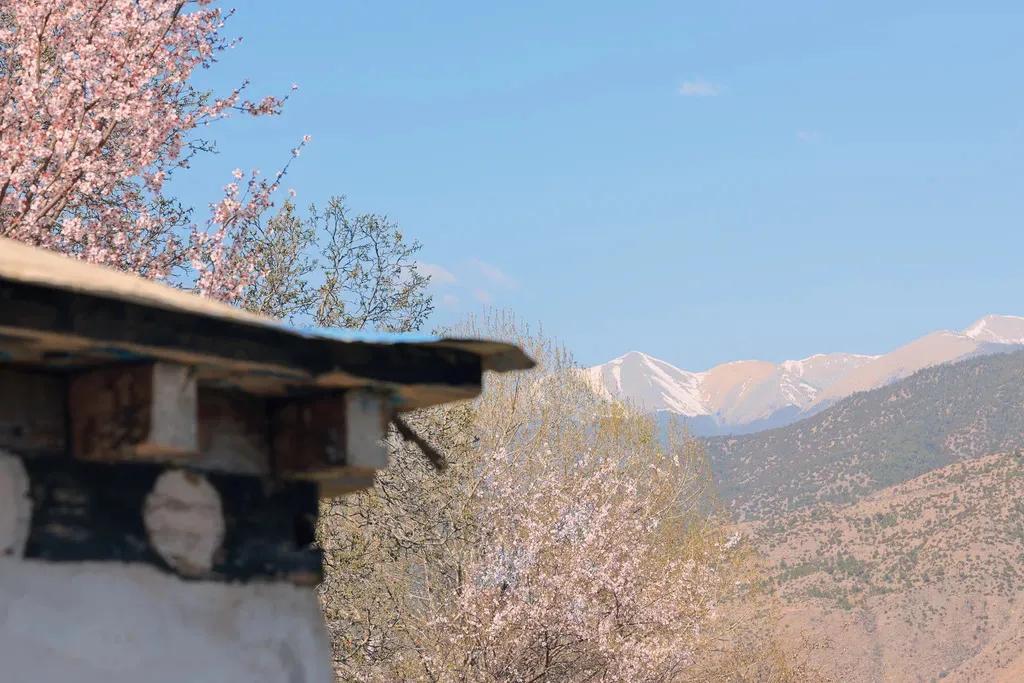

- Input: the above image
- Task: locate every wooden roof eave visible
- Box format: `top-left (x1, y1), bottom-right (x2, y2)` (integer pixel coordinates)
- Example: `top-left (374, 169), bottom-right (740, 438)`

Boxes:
top-left (0, 237), bottom-right (533, 408)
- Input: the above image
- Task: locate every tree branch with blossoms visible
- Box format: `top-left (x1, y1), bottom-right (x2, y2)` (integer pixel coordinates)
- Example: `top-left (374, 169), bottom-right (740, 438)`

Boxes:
top-left (317, 312), bottom-right (826, 682)
top-left (0, 0), bottom-right (294, 299)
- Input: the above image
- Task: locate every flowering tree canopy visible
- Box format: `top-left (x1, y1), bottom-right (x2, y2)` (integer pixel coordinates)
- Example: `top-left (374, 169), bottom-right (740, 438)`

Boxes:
top-left (317, 314), bottom-right (800, 682)
top-left (0, 0), bottom-right (294, 299)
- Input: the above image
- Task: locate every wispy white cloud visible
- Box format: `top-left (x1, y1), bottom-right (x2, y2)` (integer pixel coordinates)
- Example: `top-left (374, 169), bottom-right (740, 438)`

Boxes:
top-left (417, 259), bottom-right (517, 312)
top-left (469, 258), bottom-right (518, 289)
top-left (796, 129), bottom-right (822, 143)
top-left (416, 261), bottom-right (457, 285)
top-left (678, 79), bottom-right (721, 97)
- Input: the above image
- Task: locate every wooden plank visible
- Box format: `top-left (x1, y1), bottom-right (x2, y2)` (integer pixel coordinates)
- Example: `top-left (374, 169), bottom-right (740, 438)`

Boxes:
top-left (271, 393), bottom-right (348, 477)
top-left (0, 235), bottom-right (533, 373)
top-left (271, 390), bottom-right (388, 492)
top-left (18, 453), bottom-right (321, 584)
top-left (318, 474), bottom-right (377, 498)
top-left (0, 367), bottom-right (66, 457)
top-left (0, 277), bottom-right (487, 407)
top-left (0, 236), bottom-right (271, 328)
top-left (70, 362), bottom-right (198, 463)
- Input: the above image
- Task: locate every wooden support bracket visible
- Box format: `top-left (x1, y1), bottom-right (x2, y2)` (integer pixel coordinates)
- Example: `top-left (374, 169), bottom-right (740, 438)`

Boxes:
top-left (271, 390), bottom-right (390, 495)
top-left (70, 362), bottom-right (198, 463)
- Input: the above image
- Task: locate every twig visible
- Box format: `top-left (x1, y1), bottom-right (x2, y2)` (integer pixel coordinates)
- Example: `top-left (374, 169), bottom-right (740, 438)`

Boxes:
top-left (392, 414), bottom-right (448, 472)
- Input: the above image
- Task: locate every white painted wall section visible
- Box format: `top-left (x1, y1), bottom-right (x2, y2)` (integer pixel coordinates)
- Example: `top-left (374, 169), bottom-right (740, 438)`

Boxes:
top-left (0, 453), bottom-right (31, 557)
top-left (0, 559), bottom-right (333, 683)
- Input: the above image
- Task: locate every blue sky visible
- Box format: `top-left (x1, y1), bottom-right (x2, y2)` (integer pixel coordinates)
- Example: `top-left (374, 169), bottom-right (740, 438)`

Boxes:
top-left (178, 1), bottom-right (1024, 370)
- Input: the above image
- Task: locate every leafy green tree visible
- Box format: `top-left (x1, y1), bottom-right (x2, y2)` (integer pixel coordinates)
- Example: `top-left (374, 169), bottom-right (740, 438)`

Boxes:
top-left (240, 197), bottom-right (432, 331)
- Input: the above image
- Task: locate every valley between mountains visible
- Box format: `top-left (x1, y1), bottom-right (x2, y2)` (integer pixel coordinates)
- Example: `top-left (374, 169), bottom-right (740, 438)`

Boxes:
top-left (588, 315), bottom-right (1024, 681)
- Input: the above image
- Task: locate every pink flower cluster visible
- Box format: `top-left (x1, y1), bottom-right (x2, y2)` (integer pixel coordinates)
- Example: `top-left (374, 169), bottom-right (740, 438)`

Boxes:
top-left (193, 134), bottom-right (309, 300)
top-left (0, 0), bottom-right (301, 300)
top-left (425, 444), bottom-right (731, 680)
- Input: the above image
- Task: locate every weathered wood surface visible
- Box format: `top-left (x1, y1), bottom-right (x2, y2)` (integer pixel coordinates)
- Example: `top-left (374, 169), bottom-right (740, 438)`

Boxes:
top-left (18, 453), bottom-right (321, 584)
top-left (343, 391), bottom-right (389, 471)
top-left (0, 367), bottom-right (65, 457)
top-left (2, 363), bottom-right (391, 491)
top-left (271, 391), bottom-right (388, 495)
top-left (1, 236), bottom-right (532, 370)
top-left (271, 393), bottom-right (349, 477)
top-left (0, 276), bottom-right (486, 407)
top-left (70, 362), bottom-right (198, 463)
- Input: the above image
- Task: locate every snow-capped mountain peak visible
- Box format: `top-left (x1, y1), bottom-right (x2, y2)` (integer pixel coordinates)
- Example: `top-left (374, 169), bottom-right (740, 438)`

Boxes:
top-left (586, 314), bottom-right (1024, 436)
top-left (585, 351), bottom-right (706, 416)
top-left (585, 350), bottom-right (873, 425)
top-left (962, 314), bottom-right (1024, 345)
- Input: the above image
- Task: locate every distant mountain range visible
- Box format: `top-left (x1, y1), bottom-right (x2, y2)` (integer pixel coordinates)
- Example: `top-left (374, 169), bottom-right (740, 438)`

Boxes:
top-left (587, 314), bottom-right (1024, 680)
top-left (705, 348), bottom-right (1024, 681)
top-left (704, 348), bottom-right (1024, 521)
top-left (585, 314), bottom-right (1024, 435)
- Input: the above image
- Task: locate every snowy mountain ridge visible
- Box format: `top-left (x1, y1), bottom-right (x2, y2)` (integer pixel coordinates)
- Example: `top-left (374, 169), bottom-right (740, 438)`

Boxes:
top-left (585, 314), bottom-right (1024, 435)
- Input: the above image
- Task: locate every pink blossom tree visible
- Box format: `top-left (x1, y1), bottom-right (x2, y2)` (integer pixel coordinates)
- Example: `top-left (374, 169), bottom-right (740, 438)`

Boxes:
top-left (0, 0), bottom-right (299, 300)
top-left (318, 314), bottom-right (785, 682)
top-left (421, 445), bottom-right (736, 681)
top-left (406, 317), bottom-right (740, 681)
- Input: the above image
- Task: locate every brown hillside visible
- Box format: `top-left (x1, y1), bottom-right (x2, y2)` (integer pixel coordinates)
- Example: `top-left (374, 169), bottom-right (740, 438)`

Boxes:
top-left (749, 452), bottom-right (1024, 682)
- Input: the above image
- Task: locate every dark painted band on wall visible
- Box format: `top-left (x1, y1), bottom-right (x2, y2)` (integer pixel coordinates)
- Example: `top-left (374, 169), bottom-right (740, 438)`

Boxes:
top-left (16, 454), bottom-right (321, 584)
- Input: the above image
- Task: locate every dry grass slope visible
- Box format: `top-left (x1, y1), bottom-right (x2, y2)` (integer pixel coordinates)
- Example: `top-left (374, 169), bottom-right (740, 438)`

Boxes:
top-left (752, 453), bottom-right (1024, 682)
